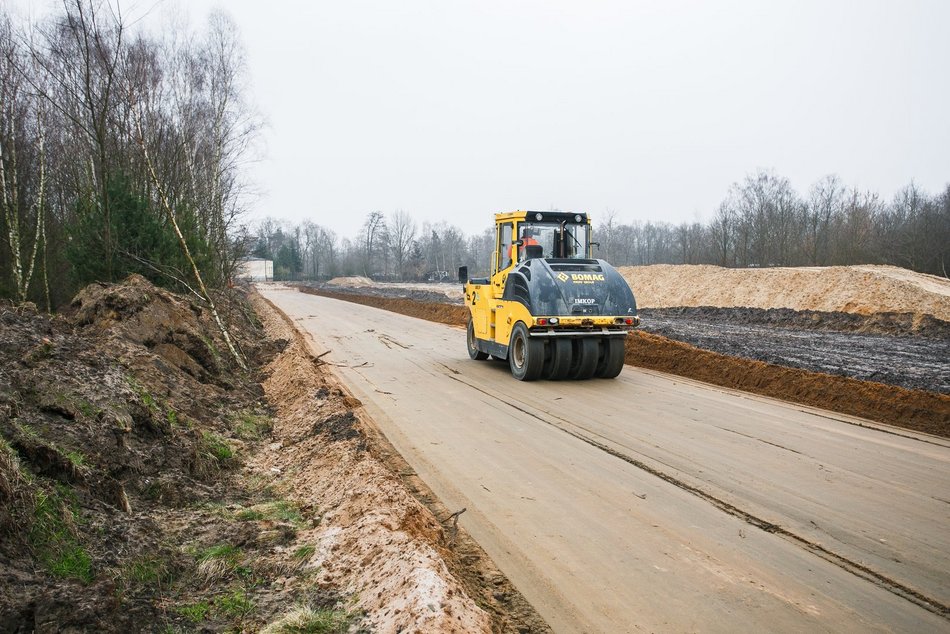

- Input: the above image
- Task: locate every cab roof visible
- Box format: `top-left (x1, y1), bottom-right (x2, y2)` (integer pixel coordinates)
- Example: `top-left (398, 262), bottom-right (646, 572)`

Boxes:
top-left (494, 210), bottom-right (590, 225)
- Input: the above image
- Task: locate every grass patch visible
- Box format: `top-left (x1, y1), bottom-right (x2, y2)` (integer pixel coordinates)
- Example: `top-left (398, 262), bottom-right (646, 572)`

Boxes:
top-left (201, 431), bottom-right (234, 461)
top-left (127, 376), bottom-right (160, 416)
top-left (15, 421), bottom-right (41, 441)
top-left (29, 486), bottom-right (93, 583)
top-left (261, 605), bottom-right (354, 634)
top-left (176, 600), bottom-right (210, 623)
top-left (64, 450), bottom-right (87, 469)
top-left (197, 543), bottom-right (241, 564)
top-left (48, 544), bottom-right (92, 581)
top-left (166, 410), bottom-right (179, 428)
top-left (232, 410), bottom-right (273, 440)
top-left (292, 545), bottom-right (316, 562)
top-left (76, 400), bottom-right (100, 419)
top-left (194, 431), bottom-right (236, 476)
top-left (119, 555), bottom-right (172, 589)
top-left (217, 588), bottom-right (254, 618)
top-left (236, 500), bottom-right (303, 526)
top-left (195, 542), bottom-right (241, 583)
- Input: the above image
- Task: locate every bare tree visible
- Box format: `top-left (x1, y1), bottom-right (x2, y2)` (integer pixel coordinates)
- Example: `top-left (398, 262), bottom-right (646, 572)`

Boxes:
top-left (805, 175), bottom-right (844, 265)
top-left (709, 201), bottom-right (735, 266)
top-left (388, 209), bottom-right (416, 281)
top-left (0, 16), bottom-right (49, 305)
top-left (361, 211), bottom-right (386, 277)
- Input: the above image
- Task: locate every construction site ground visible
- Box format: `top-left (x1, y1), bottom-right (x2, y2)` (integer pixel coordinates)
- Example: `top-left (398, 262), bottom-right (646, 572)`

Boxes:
top-left (258, 283), bottom-right (950, 632)
top-left (2, 264), bottom-right (947, 632)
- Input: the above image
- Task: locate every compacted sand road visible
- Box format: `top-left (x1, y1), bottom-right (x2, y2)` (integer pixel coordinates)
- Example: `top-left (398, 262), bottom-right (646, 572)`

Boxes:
top-left (259, 285), bottom-right (950, 633)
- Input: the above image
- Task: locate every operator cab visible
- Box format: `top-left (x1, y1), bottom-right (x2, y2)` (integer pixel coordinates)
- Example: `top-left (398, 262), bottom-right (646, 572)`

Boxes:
top-left (499, 212), bottom-right (592, 272)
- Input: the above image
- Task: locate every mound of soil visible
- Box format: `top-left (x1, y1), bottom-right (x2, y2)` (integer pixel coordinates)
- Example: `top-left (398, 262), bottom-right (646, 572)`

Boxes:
top-left (297, 287), bottom-right (950, 437)
top-left (318, 280), bottom-right (463, 304)
top-left (325, 275), bottom-right (374, 287)
top-left (626, 331), bottom-right (949, 437)
top-left (0, 277), bottom-right (352, 632)
top-left (642, 306), bottom-right (950, 339)
top-left (640, 308), bottom-right (950, 394)
top-left (621, 264), bottom-right (950, 320)
top-left (304, 287), bottom-right (470, 327)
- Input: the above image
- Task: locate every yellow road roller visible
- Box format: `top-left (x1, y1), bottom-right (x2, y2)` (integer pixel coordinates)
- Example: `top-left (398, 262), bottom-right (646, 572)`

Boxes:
top-left (458, 210), bottom-right (639, 380)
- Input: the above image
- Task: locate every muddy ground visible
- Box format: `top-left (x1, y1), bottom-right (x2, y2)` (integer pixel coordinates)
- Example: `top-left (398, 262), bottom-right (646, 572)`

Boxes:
top-left (0, 276), bottom-right (544, 632)
top-left (301, 286), bottom-right (950, 437)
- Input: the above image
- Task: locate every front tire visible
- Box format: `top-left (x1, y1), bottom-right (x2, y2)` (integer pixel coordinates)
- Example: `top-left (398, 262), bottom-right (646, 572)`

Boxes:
top-left (509, 322), bottom-right (544, 381)
top-left (467, 319), bottom-right (489, 360)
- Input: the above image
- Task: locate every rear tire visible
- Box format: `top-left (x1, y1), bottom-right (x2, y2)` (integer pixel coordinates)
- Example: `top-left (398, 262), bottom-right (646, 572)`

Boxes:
top-left (509, 322), bottom-right (544, 381)
top-left (544, 338), bottom-right (573, 380)
top-left (467, 319), bottom-right (489, 360)
top-left (596, 337), bottom-right (626, 378)
top-left (569, 338), bottom-right (599, 380)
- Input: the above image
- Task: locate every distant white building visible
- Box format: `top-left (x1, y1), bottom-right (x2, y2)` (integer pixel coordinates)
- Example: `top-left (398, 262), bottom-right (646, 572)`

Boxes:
top-left (236, 258), bottom-right (273, 282)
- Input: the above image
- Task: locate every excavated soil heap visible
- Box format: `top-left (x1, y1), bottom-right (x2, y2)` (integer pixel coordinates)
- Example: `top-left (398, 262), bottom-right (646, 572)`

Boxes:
top-left (326, 275), bottom-right (375, 287)
top-left (625, 331), bottom-right (949, 437)
top-left (620, 264), bottom-right (950, 319)
top-left (0, 275), bottom-right (304, 631)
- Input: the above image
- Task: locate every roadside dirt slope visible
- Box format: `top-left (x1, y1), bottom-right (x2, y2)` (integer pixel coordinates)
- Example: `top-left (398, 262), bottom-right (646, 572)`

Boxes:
top-left (0, 275), bottom-right (320, 632)
top-left (251, 295), bottom-right (490, 633)
top-left (620, 264), bottom-right (950, 319)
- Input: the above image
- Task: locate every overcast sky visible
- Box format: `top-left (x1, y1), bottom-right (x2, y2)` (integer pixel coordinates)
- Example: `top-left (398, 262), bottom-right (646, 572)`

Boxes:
top-left (15, 1), bottom-right (950, 238)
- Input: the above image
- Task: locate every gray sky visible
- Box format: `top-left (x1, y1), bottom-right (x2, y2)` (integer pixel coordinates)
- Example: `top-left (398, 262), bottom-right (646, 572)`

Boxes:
top-left (17, 1), bottom-right (950, 238)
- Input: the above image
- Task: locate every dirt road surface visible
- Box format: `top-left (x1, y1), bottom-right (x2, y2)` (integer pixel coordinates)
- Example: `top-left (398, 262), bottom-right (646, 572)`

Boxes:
top-left (259, 285), bottom-right (950, 633)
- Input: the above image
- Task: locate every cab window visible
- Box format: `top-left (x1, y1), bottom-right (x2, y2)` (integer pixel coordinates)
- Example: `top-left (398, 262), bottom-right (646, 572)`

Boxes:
top-left (498, 223), bottom-right (513, 272)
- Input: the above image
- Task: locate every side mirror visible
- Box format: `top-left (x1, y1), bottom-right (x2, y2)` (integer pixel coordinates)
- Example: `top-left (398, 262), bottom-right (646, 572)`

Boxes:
top-left (457, 266), bottom-right (468, 287)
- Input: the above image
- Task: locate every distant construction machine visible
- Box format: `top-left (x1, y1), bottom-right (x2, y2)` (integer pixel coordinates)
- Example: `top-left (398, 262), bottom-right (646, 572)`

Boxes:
top-left (458, 210), bottom-right (639, 380)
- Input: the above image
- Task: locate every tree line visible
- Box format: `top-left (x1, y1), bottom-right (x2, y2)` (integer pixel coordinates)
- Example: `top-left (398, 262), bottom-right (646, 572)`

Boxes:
top-left (254, 171), bottom-right (949, 282)
top-left (0, 1), bottom-right (259, 315)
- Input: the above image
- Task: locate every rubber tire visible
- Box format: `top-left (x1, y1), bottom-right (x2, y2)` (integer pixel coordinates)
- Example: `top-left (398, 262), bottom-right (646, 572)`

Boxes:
top-left (596, 337), bottom-right (626, 378)
top-left (467, 319), bottom-right (489, 360)
top-left (569, 338), bottom-right (599, 380)
top-left (509, 322), bottom-right (544, 381)
top-left (544, 338), bottom-right (573, 380)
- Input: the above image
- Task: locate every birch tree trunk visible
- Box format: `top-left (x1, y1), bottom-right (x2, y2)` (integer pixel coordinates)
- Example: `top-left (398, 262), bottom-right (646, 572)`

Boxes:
top-left (133, 104), bottom-right (247, 371)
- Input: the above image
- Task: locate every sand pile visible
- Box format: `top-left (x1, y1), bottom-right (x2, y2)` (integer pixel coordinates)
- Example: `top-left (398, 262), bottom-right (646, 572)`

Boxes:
top-left (620, 264), bottom-right (950, 320)
top-left (326, 275), bottom-right (375, 287)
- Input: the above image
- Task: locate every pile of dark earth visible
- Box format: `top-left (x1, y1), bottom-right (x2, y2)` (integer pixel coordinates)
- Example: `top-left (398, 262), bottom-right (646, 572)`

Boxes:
top-left (313, 281), bottom-right (461, 305)
top-left (639, 307), bottom-right (950, 394)
top-left (0, 276), bottom-right (345, 633)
